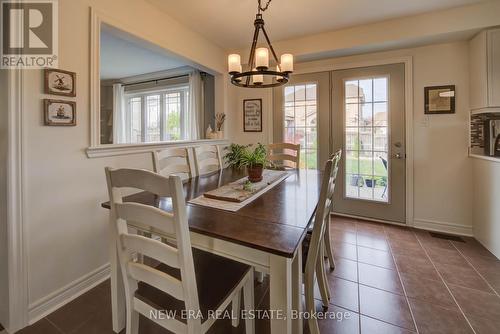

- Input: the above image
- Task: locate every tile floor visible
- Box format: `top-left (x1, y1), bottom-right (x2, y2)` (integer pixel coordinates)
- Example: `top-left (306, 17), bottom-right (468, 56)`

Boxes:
top-left (8, 216), bottom-right (500, 334)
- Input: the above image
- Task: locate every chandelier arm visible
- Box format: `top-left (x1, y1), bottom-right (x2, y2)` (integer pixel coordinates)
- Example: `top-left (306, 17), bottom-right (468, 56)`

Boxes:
top-left (245, 25), bottom-right (261, 86)
top-left (258, 0), bottom-right (272, 13)
top-left (261, 26), bottom-right (281, 67)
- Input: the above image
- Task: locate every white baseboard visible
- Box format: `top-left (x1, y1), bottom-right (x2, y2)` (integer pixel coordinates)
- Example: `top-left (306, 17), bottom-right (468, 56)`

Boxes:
top-left (28, 264), bottom-right (110, 324)
top-left (332, 212), bottom-right (407, 227)
top-left (413, 218), bottom-right (473, 237)
top-left (332, 212), bottom-right (473, 237)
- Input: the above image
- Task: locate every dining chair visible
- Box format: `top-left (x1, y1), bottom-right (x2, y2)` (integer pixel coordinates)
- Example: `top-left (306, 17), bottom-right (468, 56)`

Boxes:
top-left (323, 150), bottom-right (342, 271)
top-left (194, 145), bottom-right (222, 176)
top-left (105, 168), bottom-right (255, 334)
top-left (267, 143), bottom-right (301, 169)
top-left (152, 147), bottom-right (194, 180)
top-left (303, 154), bottom-right (340, 334)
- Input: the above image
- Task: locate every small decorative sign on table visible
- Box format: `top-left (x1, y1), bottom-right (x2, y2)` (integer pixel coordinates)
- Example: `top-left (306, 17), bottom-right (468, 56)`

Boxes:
top-left (424, 85), bottom-right (455, 114)
top-left (243, 98), bottom-right (262, 132)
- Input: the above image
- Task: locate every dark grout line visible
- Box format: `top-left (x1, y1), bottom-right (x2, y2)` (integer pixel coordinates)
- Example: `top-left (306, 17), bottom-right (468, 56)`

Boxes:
top-left (450, 243), bottom-right (500, 298)
top-left (382, 224), bottom-right (420, 334)
top-left (44, 317), bottom-right (65, 334)
top-left (413, 230), bottom-right (477, 334)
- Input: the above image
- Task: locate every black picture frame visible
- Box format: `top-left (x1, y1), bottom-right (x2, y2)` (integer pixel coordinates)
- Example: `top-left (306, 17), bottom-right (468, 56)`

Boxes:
top-left (424, 85), bottom-right (455, 114)
top-left (243, 99), bottom-right (263, 132)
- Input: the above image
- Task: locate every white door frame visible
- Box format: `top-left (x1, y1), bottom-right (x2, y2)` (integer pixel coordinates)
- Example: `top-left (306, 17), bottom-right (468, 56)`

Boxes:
top-left (5, 68), bottom-right (30, 332)
top-left (291, 56), bottom-right (414, 226)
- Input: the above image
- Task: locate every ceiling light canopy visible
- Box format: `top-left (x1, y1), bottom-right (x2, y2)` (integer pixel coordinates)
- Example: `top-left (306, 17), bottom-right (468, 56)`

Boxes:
top-left (228, 0), bottom-right (293, 88)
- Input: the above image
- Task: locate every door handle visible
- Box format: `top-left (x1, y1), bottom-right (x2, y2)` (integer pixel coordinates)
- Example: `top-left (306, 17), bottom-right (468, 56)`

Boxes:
top-left (393, 153), bottom-right (405, 159)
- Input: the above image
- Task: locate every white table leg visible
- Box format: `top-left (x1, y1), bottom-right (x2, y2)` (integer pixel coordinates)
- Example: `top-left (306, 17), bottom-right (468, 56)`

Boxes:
top-left (270, 254), bottom-right (293, 334)
top-left (109, 215), bottom-right (126, 333)
top-left (292, 245), bottom-right (303, 334)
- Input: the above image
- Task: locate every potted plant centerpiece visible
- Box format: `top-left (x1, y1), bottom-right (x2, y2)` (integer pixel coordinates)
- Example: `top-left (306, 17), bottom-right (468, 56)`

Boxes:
top-left (224, 143), bottom-right (268, 182)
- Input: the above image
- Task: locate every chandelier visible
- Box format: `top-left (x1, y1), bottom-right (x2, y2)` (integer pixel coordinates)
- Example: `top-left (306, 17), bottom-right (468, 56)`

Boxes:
top-left (228, 0), bottom-right (293, 88)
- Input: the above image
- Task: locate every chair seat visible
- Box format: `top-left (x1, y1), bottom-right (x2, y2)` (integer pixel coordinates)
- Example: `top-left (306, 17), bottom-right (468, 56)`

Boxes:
top-left (136, 247), bottom-right (251, 324)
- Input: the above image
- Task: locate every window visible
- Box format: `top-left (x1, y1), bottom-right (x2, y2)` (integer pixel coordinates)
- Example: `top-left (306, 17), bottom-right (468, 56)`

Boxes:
top-left (124, 86), bottom-right (189, 143)
top-left (344, 77), bottom-right (389, 202)
top-left (283, 83), bottom-right (318, 169)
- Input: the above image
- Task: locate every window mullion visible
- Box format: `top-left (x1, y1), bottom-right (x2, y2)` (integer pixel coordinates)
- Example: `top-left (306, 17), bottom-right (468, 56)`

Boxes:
top-left (141, 95), bottom-right (146, 142)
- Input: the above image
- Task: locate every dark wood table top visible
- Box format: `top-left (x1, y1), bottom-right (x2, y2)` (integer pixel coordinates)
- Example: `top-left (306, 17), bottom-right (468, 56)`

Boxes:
top-left (101, 168), bottom-right (322, 258)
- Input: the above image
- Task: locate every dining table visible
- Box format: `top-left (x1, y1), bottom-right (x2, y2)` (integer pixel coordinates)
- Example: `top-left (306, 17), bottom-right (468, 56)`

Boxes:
top-left (101, 167), bottom-right (322, 334)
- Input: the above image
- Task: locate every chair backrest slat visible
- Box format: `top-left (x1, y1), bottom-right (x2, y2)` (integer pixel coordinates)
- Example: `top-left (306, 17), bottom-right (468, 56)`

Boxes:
top-left (121, 234), bottom-right (180, 269)
top-left (153, 148), bottom-right (193, 179)
top-left (194, 145), bottom-right (222, 176)
top-left (116, 202), bottom-right (176, 236)
top-left (108, 168), bottom-right (172, 197)
top-left (127, 262), bottom-right (184, 301)
top-left (267, 143), bottom-right (301, 169)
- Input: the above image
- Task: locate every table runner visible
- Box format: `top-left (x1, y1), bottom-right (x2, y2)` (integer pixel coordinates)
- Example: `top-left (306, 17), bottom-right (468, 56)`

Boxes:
top-left (188, 169), bottom-right (289, 212)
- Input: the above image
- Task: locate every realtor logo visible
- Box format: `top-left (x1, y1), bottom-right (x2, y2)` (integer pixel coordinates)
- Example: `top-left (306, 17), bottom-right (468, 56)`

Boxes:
top-left (1, 0), bottom-right (58, 68)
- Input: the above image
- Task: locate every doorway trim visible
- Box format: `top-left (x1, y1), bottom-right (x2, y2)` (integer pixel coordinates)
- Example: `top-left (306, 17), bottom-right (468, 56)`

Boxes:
top-left (6, 68), bottom-right (30, 332)
top-left (293, 57), bottom-right (414, 226)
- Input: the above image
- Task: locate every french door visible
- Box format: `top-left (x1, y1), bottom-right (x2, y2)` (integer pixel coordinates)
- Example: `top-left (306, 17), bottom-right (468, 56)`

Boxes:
top-left (274, 63), bottom-right (406, 224)
top-left (332, 64), bottom-right (406, 223)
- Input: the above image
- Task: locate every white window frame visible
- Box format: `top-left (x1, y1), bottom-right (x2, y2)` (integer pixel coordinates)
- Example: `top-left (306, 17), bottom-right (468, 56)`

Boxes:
top-left (124, 85), bottom-right (189, 143)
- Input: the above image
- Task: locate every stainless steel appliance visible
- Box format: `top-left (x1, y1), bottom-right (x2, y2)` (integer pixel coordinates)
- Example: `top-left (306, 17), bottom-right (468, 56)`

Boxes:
top-left (484, 119), bottom-right (500, 157)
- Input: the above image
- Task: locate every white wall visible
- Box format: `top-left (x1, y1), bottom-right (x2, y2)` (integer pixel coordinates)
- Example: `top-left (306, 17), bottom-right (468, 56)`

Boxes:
top-left (17, 0), bottom-right (227, 322)
top-left (227, 41), bottom-right (473, 233)
top-left (472, 159), bottom-right (500, 258)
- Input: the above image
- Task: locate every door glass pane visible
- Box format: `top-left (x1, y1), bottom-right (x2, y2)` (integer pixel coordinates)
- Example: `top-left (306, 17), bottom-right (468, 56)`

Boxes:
top-left (145, 95), bottom-right (160, 142)
top-left (359, 79), bottom-right (373, 103)
top-left (344, 77), bottom-right (389, 202)
top-left (129, 97), bottom-right (142, 143)
top-left (345, 104), bottom-right (359, 127)
top-left (282, 83), bottom-right (318, 169)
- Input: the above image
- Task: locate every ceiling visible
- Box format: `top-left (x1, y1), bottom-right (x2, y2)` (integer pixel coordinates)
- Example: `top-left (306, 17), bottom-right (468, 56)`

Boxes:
top-left (146, 0), bottom-right (486, 50)
top-left (100, 25), bottom-right (188, 80)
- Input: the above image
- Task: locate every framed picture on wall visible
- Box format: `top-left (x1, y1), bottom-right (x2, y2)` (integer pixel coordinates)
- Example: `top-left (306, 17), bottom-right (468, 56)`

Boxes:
top-left (243, 99), bottom-right (262, 132)
top-left (44, 69), bottom-right (76, 97)
top-left (424, 85), bottom-right (455, 114)
top-left (44, 99), bottom-right (76, 126)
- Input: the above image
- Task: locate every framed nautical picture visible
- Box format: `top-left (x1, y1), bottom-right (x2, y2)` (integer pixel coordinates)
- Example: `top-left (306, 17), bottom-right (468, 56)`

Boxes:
top-left (243, 99), bottom-right (262, 132)
top-left (424, 85), bottom-right (455, 114)
top-left (44, 69), bottom-right (76, 97)
top-left (44, 99), bottom-right (76, 126)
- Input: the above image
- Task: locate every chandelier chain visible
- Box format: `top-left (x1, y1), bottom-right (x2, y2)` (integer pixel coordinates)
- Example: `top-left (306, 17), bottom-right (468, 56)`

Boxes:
top-left (258, 0), bottom-right (272, 13)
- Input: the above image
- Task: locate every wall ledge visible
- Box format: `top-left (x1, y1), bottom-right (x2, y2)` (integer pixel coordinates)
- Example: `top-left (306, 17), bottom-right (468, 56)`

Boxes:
top-left (86, 139), bottom-right (230, 158)
top-left (469, 154), bottom-right (500, 163)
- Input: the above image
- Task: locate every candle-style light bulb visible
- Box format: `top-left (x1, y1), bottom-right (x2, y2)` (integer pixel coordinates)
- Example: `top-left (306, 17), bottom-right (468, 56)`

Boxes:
top-left (276, 65), bottom-right (284, 82)
top-left (255, 47), bottom-right (269, 70)
top-left (228, 54), bottom-right (241, 74)
top-left (280, 54), bottom-right (294, 73)
top-left (252, 68), bottom-right (263, 85)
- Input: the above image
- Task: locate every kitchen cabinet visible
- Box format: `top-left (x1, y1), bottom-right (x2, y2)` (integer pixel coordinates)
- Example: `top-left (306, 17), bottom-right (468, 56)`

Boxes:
top-left (469, 28), bottom-right (500, 111)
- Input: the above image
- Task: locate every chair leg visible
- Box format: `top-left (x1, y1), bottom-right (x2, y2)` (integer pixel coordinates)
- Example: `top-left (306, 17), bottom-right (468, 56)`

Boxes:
top-left (324, 231), bottom-right (335, 270)
top-left (316, 245), bottom-right (330, 308)
top-left (126, 307), bottom-right (139, 334)
top-left (243, 270), bottom-right (255, 334)
top-left (231, 290), bottom-right (241, 327)
top-left (304, 271), bottom-right (320, 334)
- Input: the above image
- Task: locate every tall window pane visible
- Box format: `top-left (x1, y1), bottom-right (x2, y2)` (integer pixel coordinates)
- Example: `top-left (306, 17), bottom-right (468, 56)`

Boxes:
top-left (283, 83), bottom-right (318, 169)
top-left (129, 97), bottom-right (142, 143)
top-left (344, 77), bottom-right (389, 202)
top-left (146, 95), bottom-right (160, 142)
